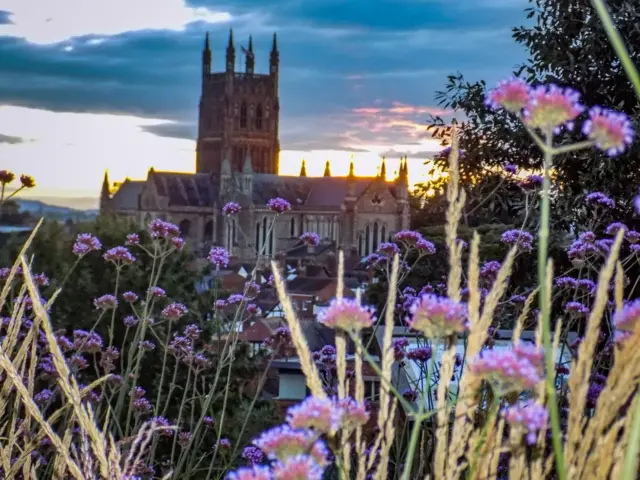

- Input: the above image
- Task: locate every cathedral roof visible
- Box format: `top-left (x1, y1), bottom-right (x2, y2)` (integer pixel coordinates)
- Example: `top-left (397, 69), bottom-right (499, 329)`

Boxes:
top-left (110, 179), bottom-right (145, 210)
top-left (150, 171), bottom-right (217, 207)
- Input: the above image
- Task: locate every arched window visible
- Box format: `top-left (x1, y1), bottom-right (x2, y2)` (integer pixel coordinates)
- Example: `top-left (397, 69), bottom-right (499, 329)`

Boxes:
top-left (204, 220), bottom-right (214, 241)
top-left (179, 219), bottom-right (191, 237)
top-left (255, 221), bottom-right (261, 254)
top-left (226, 219), bottom-right (235, 251)
top-left (358, 234), bottom-right (364, 257)
top-left (381, 225), bottom-right (386, 246)
top-left (240, 102), bottom-right (247, 128)
top-left (256, 104), bottom-right (263, 130)
top-left (290, 217), bottom-right (295, 237)
top-left (372, 222), bottom-right (379, 252)
top-left (365, 225), bottom-right (371, 256)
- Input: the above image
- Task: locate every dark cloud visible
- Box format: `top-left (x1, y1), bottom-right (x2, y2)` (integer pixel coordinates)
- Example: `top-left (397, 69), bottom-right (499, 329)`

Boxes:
top-left (0, 10), bottom-right (13, 25)
top-left (0, 0), bottom-right (529, 148)
top-left (0, 133), bottom-right (24, 144)
top-left (140, 122), bottom-right (197, 140)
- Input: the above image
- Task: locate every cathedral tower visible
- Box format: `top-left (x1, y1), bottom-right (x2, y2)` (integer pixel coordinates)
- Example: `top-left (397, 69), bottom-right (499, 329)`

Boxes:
top-left (196, 31), bottom-right (280, 176)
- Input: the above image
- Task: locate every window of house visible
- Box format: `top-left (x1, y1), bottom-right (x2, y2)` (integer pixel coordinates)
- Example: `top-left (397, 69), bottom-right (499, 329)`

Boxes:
top-left (290, 217), bottom-right (295, 237)
top-left (364, 380), bottom-right (380, 402)
top-left (248, 342), bottom-right (263, 357)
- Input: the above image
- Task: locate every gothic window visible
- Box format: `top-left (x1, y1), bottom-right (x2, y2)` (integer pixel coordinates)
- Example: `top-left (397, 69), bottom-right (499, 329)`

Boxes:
top-left (240, 102), bottom-right (247, 128)
top-left (256, 104), bottom-right (263, 130)
top-left (290, 217), bottom-right (295, 237)
top-left (265, 105), bottom-right (271, 118)
top-left (226, 219), bottom-right (235, 252)
top-left (234, 102), bottom-right (239, 117)
top-left (358, 234), bottom-right (364, 257)
top-left (179, 219), bottom-right (191, 237)
top-left (204, 220), bottom-right (214, 241)
top-left (255, 221), bottom-right (261, 253)
top-left (372, 222), bottom-right (379, 252)
top-left (365, 226), bottom-right (371, 256)
top-left (381, 225), bottom-right (386, 246)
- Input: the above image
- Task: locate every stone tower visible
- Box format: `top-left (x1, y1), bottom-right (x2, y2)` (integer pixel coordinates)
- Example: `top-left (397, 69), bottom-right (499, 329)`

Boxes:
top-left (196, 30), bottom-right (280, 175)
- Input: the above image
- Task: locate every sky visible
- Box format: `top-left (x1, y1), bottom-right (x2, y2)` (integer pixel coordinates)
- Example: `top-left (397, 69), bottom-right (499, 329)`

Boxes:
top-left (0, 0), bottom-right (529, 207)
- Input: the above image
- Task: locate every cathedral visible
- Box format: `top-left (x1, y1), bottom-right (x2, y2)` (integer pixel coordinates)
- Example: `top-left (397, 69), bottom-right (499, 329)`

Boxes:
top-left (100, 31), bottom-right (411, 262)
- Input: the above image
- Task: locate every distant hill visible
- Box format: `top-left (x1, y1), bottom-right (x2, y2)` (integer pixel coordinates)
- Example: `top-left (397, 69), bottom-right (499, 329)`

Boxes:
top-left (16, 199), bottom-right (99, 222)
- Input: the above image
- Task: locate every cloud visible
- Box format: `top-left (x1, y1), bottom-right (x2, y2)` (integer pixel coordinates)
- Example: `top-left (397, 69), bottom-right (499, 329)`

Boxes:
top-left (0, 133), bottom-right (24, 144)
top-left (0, 10), bottom-right (12, 24)
top-left (140, 121), bottom-right (196, 140)
top-left (379, 148), bottom-right (439, 159)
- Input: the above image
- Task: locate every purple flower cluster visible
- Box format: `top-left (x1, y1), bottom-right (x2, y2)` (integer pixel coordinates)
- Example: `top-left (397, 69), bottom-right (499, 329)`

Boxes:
top-left (583, 106), bottom-right (634, 157)
top-left (565, 301), bottom-right (589, 316)
top-left (585, 192), bottom-right (615, 209)
top-left (504, 163), bottom-right (518, 175)
top-left (226, 465), bottom-right (272, 480)
top-left (485, 77), bottom-right (530, 113)
top-left (501, 229), bottom-right (533, 251)
top-left (123, 291), bottom-right (138, 303)
top-left (407, 346), bottom-right (432, 362)
top-left (605, 222), bottom-right (628, 236)
top-left (73, 330), bottom-right (103, 353)
top-left (299, 232), bottom-right (320, 247)
top-left (394, 230), bottom-right (423, 244)
top-left (223, 201), bottom-right (242, 216)
top-left (208, 247), bottom-right (230, 269)
top-left (267, 197), bottom-right (292, 214)
top-left (470, 344), bottom-right (543, 395)
top-left (480, 261), bottom-right (502, 280)
top-left (406, 294), bottom-right (468, 338)
top-left (125, 233), bottom-right (140, 245)
top-left (317, 298), bottom-right (375, 332)
top-left (93, 294), bottom-right (117, 310)
top-left (72, 233), bottom-right (102, 256)
top-left (103, 246), bottom-right (136, 265)
top-left (613, 299), bottom-right (640, 336)
top-left (502, 400), bottom-right (549, 445)
top-left (161, 303), bottom-right (188, 321)
top-left (148, 219), bottom-right (180, 239)
top-left (377, 242), bottom-right (400, 256)
top-left (518, 174), bottom-right (544, 190)
top-left (242, 445), bottom-right (264, 464)
top-left (416, 238), bottom-right (436, 255)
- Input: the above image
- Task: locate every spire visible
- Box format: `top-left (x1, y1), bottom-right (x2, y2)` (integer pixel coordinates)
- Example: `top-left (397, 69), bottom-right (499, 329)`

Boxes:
top-left (245, 35), bottom-right (255, 74)
top-left (243, 150), bottom-right (253, 174)
top-left (202, 32), bottom-right (211, 76)
top-left (270, 32), bottom-right (279, 78)
top-left (403, 156), bottom-right (409, 181)
top-left (226, 29), bottom-right (235, 72)
top-left (380, 157), bottom-right (387, 179)
top-left (323, 160), bottom-right (331, 177)
top-left (299, 158), bottom-right (307, 177)
top-left (348, 161), bottom-right (355, 178)
top-left (100, 170), bottom-right (110, 210)
top-left (271, 32), bottom-right (278, 55)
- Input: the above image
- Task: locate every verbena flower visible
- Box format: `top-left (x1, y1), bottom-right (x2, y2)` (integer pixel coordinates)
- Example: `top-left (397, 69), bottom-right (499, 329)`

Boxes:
top-left (149, 219), bottom-right (180, 239)
top-left (227, 293), bottom-right (244, 304)
top-left (0, 170), bottom-right (15, 184)
top-left (406, 294), bottom-right (468, 338)
top-left (522, 84), bottom-right (584, 133)
top-left (34, 389), bottom-right (54, 405)
top-left (605, 222), bottom-right (628, 235)
top-left (286, 396), bottom-right (343, 435)
top-left (416, 238), bottom-right (436, 254)
top-left (123, 291), bottom-right (139, 303)
top-left (502, 400), bottom-right (548, 445)
top-left (438, 146), bottom-right (466, 159)
top-left (125, 233), bottom-right (140, 245)
top-left (480, 261), bottom-right (502, 279)
top-left (512, 343), bottom-right (544, 372)
top-left (226, 465), bottom-right (272, 480)
top-left (626, 230), bottom-right (640, 244)
top-left (579, 231), bottom-right (596, 243)
top-left (253, 426), bottom-right (329, 465)
top-left (242, 445), bottom-right (264, 464)
top-left (614, 299), bottom-right (640, 333)
top-left (139, 340), bottom-right (155, 351)
top-left (170, 237), bottom-right (185, 251)
top-left (317, 299), bottom-right (375, 332)
top-left (377, 242), bottom-right (400, 256)
top-left (585, 192), bottom-right (615, 209)
top-left (148, 286), bottom-right (166, 298)
top-left (133, 397), bottom-right (153, 413)
top-left (501, 229), bottom-right (533, 251)
top-left (485, 77), bottom-right (530, 113)
top-left (577, 279), bottom-right (596, 292)
top-left (509, 295), bottom-right (527, 304)
top-left (219, 438), bottom-right (231, 448)
top-left (565, 301), bottom-right (589, 315)
top-left (300, 232), bottom-right (320, 246)
top-left (407, 347), bottom-right (432, 362)
top-left (20, 174), bottom-right (35, 188)
top-left (338, 398), bottom-right (369, 431)
top-left (267, 197), bottom-right (291, 214)
top-left (518, 174), bottom-right (544, 190)
top-left (178, 432), bottom-right (192, 447)
top-left (245, 281), bottom-right (261, 299)
top-left (184, 324), bottom-right (201, 340)
top-left (504, 163), bottom-right (518, 174)
top-left (123, 315), bottom-right (139, 327)
top-left (33, 272), bottom-right (49, 286)
top-left (215, 299), bottom-right (227, 309)
top-left (162, 303), bottom-right (188, 321)
top-left (272, 455), bottom-right (324, 480)
top-left (73, 330), bottom-right (103, 353)
top-left (73, 234), bottom-right (102, 256)
top-left (208, 247), bottom-right (230, 269)
top-left (470, 348), bottom-right (542, 395)
top-left (223, 202), bottom-right (242, 216)
top-left (247, 303), bottom-right (261, 316)
top-left (582, 106), bottom-right (634, 156)
top-left (555, 276), bottom-right (577, 288)
top-left (93, 294), bottom-right (117, 310)
top-left (596, 238), bottom-right (614, 253)
top-left (103, 246), bottom-right (136, 265)
top-left (394, 230), bottom-right (423, 244)
top-left (203, 416), bottom-right (215, 427)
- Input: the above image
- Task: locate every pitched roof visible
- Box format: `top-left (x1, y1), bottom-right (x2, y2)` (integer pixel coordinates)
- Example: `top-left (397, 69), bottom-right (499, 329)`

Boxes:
top-left (111, 179), bottom-right (144, 210)
top-left (150, 171), bottom-right (217, 207)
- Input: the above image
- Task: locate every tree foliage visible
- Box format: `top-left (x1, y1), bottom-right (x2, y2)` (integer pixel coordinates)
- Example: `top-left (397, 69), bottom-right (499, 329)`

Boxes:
top-left (427, 0), bottom-right (640, 227)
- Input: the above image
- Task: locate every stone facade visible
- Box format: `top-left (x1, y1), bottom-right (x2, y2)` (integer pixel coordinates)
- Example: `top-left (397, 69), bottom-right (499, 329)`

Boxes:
top-left (100, 31), bottom-right (411, 262)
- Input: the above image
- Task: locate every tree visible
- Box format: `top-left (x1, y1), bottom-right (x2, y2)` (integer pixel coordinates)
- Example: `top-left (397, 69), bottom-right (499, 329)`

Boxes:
top-left (427, 0), bottom-right (640, 228)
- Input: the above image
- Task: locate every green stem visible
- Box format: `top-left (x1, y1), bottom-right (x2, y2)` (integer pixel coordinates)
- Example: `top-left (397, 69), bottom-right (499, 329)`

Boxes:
top-left (538, 132), bottom-right (567, 480)
top-left (622, 387), bottom-right (640, 480)
top-left (590, 0), bottom-right (640, 100)
top-left (154, 321), bottom-right (174, 411)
